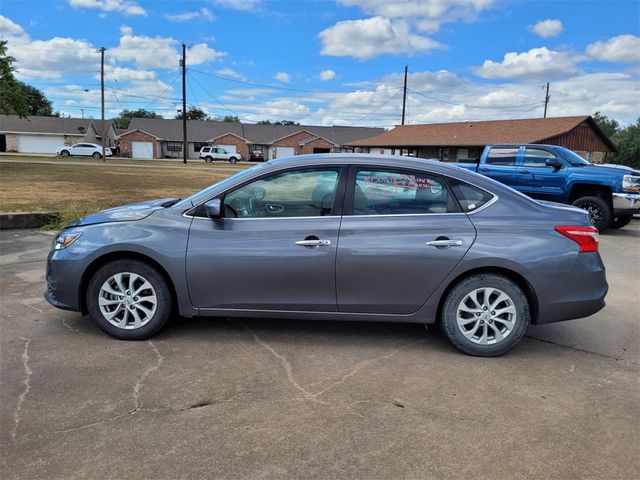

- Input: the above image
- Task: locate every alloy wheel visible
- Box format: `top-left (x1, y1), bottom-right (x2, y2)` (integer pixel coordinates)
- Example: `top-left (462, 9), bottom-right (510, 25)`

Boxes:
top-left (456, 287), bottom-right (517, 345)
top-left (98, 272), bottom-right (157, 329)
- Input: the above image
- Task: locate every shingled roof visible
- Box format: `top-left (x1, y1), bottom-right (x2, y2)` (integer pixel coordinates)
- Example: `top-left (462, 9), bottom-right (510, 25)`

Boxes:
top-left (0, 115), bottom-right (93, 135)
top-left (348, 116), bottom-right (616, 151)
top-left (125, 118), bottom-right (384, 146)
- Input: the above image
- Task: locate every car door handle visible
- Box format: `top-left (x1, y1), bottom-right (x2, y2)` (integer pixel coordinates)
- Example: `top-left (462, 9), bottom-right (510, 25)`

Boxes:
top-left (295, 239), bottom-right (331, 247)
top-left (426, 239), bottom-right (463, 248)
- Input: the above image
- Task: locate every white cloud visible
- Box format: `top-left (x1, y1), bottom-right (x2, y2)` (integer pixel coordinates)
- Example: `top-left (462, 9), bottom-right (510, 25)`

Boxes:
top-left (476, 47), bottom-right (579, 79)
top-left (0, 15), bottom-right (27, 38)
top-left (102, 66), bottom-right (156, 82)
top-left (217, 67), bottom-right (246, 81)
top-left (586, 35), bottom-right (640, 63)
top-left (210, 0), bottom-right (261, 11)
top-left (166, 8), bottom-right (215, 22)
top-left (274, 72), bottom-right (291, 83)
top-left (111, 28), bottom-right (225, 68)
top-left (319, 69), bottom-right (336, 81)
top-left (261, 99), bottom-right (309, 117)
top-left (319, 16), bottom-right (442, 59)
top-left (67, 0), bottom-right (147, 16)
top-left (530, 19), bottom-right (563, 38)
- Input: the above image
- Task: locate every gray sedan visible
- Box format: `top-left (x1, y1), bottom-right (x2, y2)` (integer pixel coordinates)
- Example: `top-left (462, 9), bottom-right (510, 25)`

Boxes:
top-left (45, 154), bottom-right (607, 356)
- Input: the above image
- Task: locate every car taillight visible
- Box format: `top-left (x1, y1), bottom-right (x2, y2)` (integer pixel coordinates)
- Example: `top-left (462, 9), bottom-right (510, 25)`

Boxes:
top-left (555, 226), bottom-right (599, 253)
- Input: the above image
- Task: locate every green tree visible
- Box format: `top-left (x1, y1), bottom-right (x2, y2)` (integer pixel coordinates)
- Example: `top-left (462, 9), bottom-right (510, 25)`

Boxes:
top-left (610, 118), bottom-right (640, 170)
top-left (175, 106), bottom-right (208, 121)
top-left (113, 108), bottom-right (162, 129)
top-left (19, 82), bottom-right (54, 116)
top-left (274, 120), bottom-right (300, 125)
top-left (592, 111), bottom-right (620, 139)
top-left (215, 115), bottom-right (240, 123)
top-left (0, 40), bottom-right (29, 117)
top-left (256, 120), bottom-right (271, 125)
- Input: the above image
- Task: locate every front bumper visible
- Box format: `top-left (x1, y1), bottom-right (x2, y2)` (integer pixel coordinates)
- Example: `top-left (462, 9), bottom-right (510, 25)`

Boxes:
top-left (612, 193), bottom-right (640, 214)
top-left (44, 250), bottom-right (82, 312)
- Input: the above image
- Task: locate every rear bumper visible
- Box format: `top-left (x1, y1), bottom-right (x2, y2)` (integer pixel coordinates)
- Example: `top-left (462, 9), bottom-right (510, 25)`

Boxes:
top-left (532, 252), bottom-right (608, 325)
top-left (612, 193), bottom-right (640, 214)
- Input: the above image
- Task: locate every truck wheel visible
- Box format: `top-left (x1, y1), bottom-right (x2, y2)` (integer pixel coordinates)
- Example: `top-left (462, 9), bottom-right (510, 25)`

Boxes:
top-left (440, 274), bottom-right (529, 356)
top-left (572, 196), bottom-right (612, 231)
top-left (610, 214), bottom-right (633, 229)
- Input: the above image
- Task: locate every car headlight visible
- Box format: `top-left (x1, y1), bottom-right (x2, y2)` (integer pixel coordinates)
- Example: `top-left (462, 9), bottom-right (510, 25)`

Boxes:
top-left (54, 232), bottom-right (82, 250)
top-left (622, 175), bottom-right (640, 192)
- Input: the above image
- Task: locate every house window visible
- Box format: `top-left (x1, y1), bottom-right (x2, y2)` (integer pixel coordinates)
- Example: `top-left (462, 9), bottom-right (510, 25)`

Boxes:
top-left (440, 148), bottom-right (449, 161)
top-left (166, 142), bottom-right (182, 152)
top-left (193, 142), bottom-right (208, 152)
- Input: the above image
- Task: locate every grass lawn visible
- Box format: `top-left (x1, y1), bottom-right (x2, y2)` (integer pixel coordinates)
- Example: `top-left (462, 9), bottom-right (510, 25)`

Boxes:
top-left (0, 162), bottom-right (240, 228)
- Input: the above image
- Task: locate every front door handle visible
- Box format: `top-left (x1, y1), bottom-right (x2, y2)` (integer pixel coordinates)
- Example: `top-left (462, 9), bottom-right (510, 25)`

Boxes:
top-left (295, 239), bottom-right (331, 247)
top-left (426, 239), bottom-right (463, 248)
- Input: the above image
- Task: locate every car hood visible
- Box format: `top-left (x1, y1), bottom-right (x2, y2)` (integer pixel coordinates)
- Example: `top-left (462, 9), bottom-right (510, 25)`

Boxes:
top-left (66, 198), bottom-right (179, 227)
top-left (580, 164), bottom-right (640, 177)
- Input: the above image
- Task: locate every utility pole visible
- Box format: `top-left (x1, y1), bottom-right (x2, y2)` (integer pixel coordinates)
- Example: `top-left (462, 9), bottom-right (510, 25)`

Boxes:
top-left (401, 65), bottom-right (408, 125)
top-left (99, 47), bottom-right (106, 161)
top-left (181, 43), bottom-right (188, 164)
top-left (543, 82), bottom-right (550, 118)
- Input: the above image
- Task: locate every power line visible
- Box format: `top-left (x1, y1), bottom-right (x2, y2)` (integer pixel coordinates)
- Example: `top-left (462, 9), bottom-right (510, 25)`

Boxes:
top-left (347, 89), bottom-right (402, 126)
top-left (407, 88), bottom-right (544, 110)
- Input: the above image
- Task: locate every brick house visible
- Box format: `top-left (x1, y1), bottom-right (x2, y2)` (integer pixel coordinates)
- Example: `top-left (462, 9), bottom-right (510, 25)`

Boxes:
top-left (117, 118), bottom-right (383, 160)
top-left (347, 116), bottom-right (616, 163)
top-left (0, 115), bottom-right (116, 154)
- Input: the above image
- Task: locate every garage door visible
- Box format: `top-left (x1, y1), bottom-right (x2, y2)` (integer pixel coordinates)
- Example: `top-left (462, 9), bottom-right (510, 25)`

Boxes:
top-left (218, 145), bottom-right (237, 154)
top-left (18, 135), bottom-right (65, 154)
top-left (275, 146), bottom-right (295, 158)
top-left (132, 141), bottom-right (154, 159)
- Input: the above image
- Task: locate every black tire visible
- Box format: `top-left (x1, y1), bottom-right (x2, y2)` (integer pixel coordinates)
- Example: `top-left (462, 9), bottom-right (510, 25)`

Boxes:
top-left (86, 259), bottom-right (172, 340)
top-left (204, 156), bottom-right (213, 163)
top-left (60, 150), bottom-right (70, 157)
top-left (610, 214), bottom-right (633, 229)
top-left (229, 157), bottom-right (239, 163)
top-left (440, 274), bottom-right (530, 356)
top-left (92, 152), bottom-right (102, 159)
top-left (571, 196), bottom-right (612, 231)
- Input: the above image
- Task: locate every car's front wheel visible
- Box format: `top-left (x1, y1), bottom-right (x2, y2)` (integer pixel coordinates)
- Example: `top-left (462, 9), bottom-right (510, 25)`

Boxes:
top-left (86, 259), bottom-right (172, 340)
top-left (60, 150), bottom-right (70, 157)
top-left (440, 274), bottom-right (529, 356)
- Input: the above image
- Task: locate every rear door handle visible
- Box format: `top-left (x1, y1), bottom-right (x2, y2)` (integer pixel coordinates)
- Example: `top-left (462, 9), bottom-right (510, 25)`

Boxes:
top-left (295, 239), bottom-right (331, 247)
top-left (426, 239), bottom-right (463, 248)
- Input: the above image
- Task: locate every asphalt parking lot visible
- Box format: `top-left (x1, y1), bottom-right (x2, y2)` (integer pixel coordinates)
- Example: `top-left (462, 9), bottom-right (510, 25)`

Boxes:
top-left (1, 224), bottom-right (638, 479)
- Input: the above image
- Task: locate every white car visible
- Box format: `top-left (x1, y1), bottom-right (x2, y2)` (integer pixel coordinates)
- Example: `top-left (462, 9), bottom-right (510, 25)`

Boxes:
top-left (199, 146), bottom-right (241, 163)
top-left (57, 143), bottom-right (113, 158)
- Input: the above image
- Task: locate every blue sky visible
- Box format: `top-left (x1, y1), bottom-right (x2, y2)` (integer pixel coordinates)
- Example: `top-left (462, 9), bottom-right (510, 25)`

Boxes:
top-left (1, 0), bottom-right (639, 126)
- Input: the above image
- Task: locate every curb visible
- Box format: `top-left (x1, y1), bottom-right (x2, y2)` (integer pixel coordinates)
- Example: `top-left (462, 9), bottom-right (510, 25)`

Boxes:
top-left (0, 212), bottom-right (60, 230)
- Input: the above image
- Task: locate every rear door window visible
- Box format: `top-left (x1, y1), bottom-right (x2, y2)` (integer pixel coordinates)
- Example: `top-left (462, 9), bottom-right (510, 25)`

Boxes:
top-left (352, 169), bottom-right (456, 215)
top-left (485, 148), bottom-right (518, 166)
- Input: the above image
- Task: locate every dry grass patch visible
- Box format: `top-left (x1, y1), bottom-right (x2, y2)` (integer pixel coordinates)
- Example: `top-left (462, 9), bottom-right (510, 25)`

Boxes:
top-left (0, 163), bottom-right (237, 227)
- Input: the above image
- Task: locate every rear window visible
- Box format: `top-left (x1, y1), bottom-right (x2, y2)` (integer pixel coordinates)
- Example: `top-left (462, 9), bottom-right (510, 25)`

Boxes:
top-left (201, 147), bottom-right (210, 153)
top-left (448, 179), bottom-right (495, 213)
top-left (486, 147), bottom-right (518, 166)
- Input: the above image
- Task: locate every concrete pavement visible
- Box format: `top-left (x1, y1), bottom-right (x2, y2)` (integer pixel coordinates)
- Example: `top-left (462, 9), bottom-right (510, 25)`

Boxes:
top-left (1, 225), bottom-right (638, 479)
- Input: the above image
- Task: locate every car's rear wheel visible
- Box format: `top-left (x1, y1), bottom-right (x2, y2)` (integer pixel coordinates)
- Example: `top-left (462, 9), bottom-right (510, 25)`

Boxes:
top-left (60, 150), bottom-right (70, 157)
top-left (440, 274), bottom-right (529, 356)
top-left (204, 156), bottom-right (213, 163)
top-left (86, 259), bottom-right (172, 340)
top-left (92, 152), bottom-right (102, 159)
top-left (571, 196), bottom-right (612, 231)
top-left (610, 214), bottom-right (633, 229)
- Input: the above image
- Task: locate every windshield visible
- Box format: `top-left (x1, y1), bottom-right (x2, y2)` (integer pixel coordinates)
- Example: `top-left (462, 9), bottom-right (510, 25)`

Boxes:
top-left (555, 147), bottom-right (590, 166)
top-left (174, 162), bottom-right (270, 208)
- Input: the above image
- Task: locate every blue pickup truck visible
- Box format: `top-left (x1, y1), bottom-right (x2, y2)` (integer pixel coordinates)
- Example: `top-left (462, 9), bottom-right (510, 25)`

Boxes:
top-left (455, 144), bottom-right (640, 230)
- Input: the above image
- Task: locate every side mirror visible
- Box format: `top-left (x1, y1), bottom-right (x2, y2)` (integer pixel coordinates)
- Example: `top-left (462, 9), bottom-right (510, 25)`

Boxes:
top-left (545, 158), bottom-right (563, 170)
top-left (204, 198), bottom-right (222, 219)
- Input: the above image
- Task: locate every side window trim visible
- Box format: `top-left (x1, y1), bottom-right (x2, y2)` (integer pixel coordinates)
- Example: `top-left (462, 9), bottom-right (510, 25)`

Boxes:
top-left (343, 164), bottom-right (461, 216)
top-left (485, 146), bottom-right (520, 167)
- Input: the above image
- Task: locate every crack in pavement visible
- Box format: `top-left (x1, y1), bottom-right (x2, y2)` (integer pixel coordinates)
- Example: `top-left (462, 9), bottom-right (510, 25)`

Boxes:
top-left (11, 337), bottom-right (32, 441)
top-left (131, 340), bottom-right (164, 413)
top-left (524, 335), bottom-right (637, 365)
top-left (243, 321), bottom-right (425, 401)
